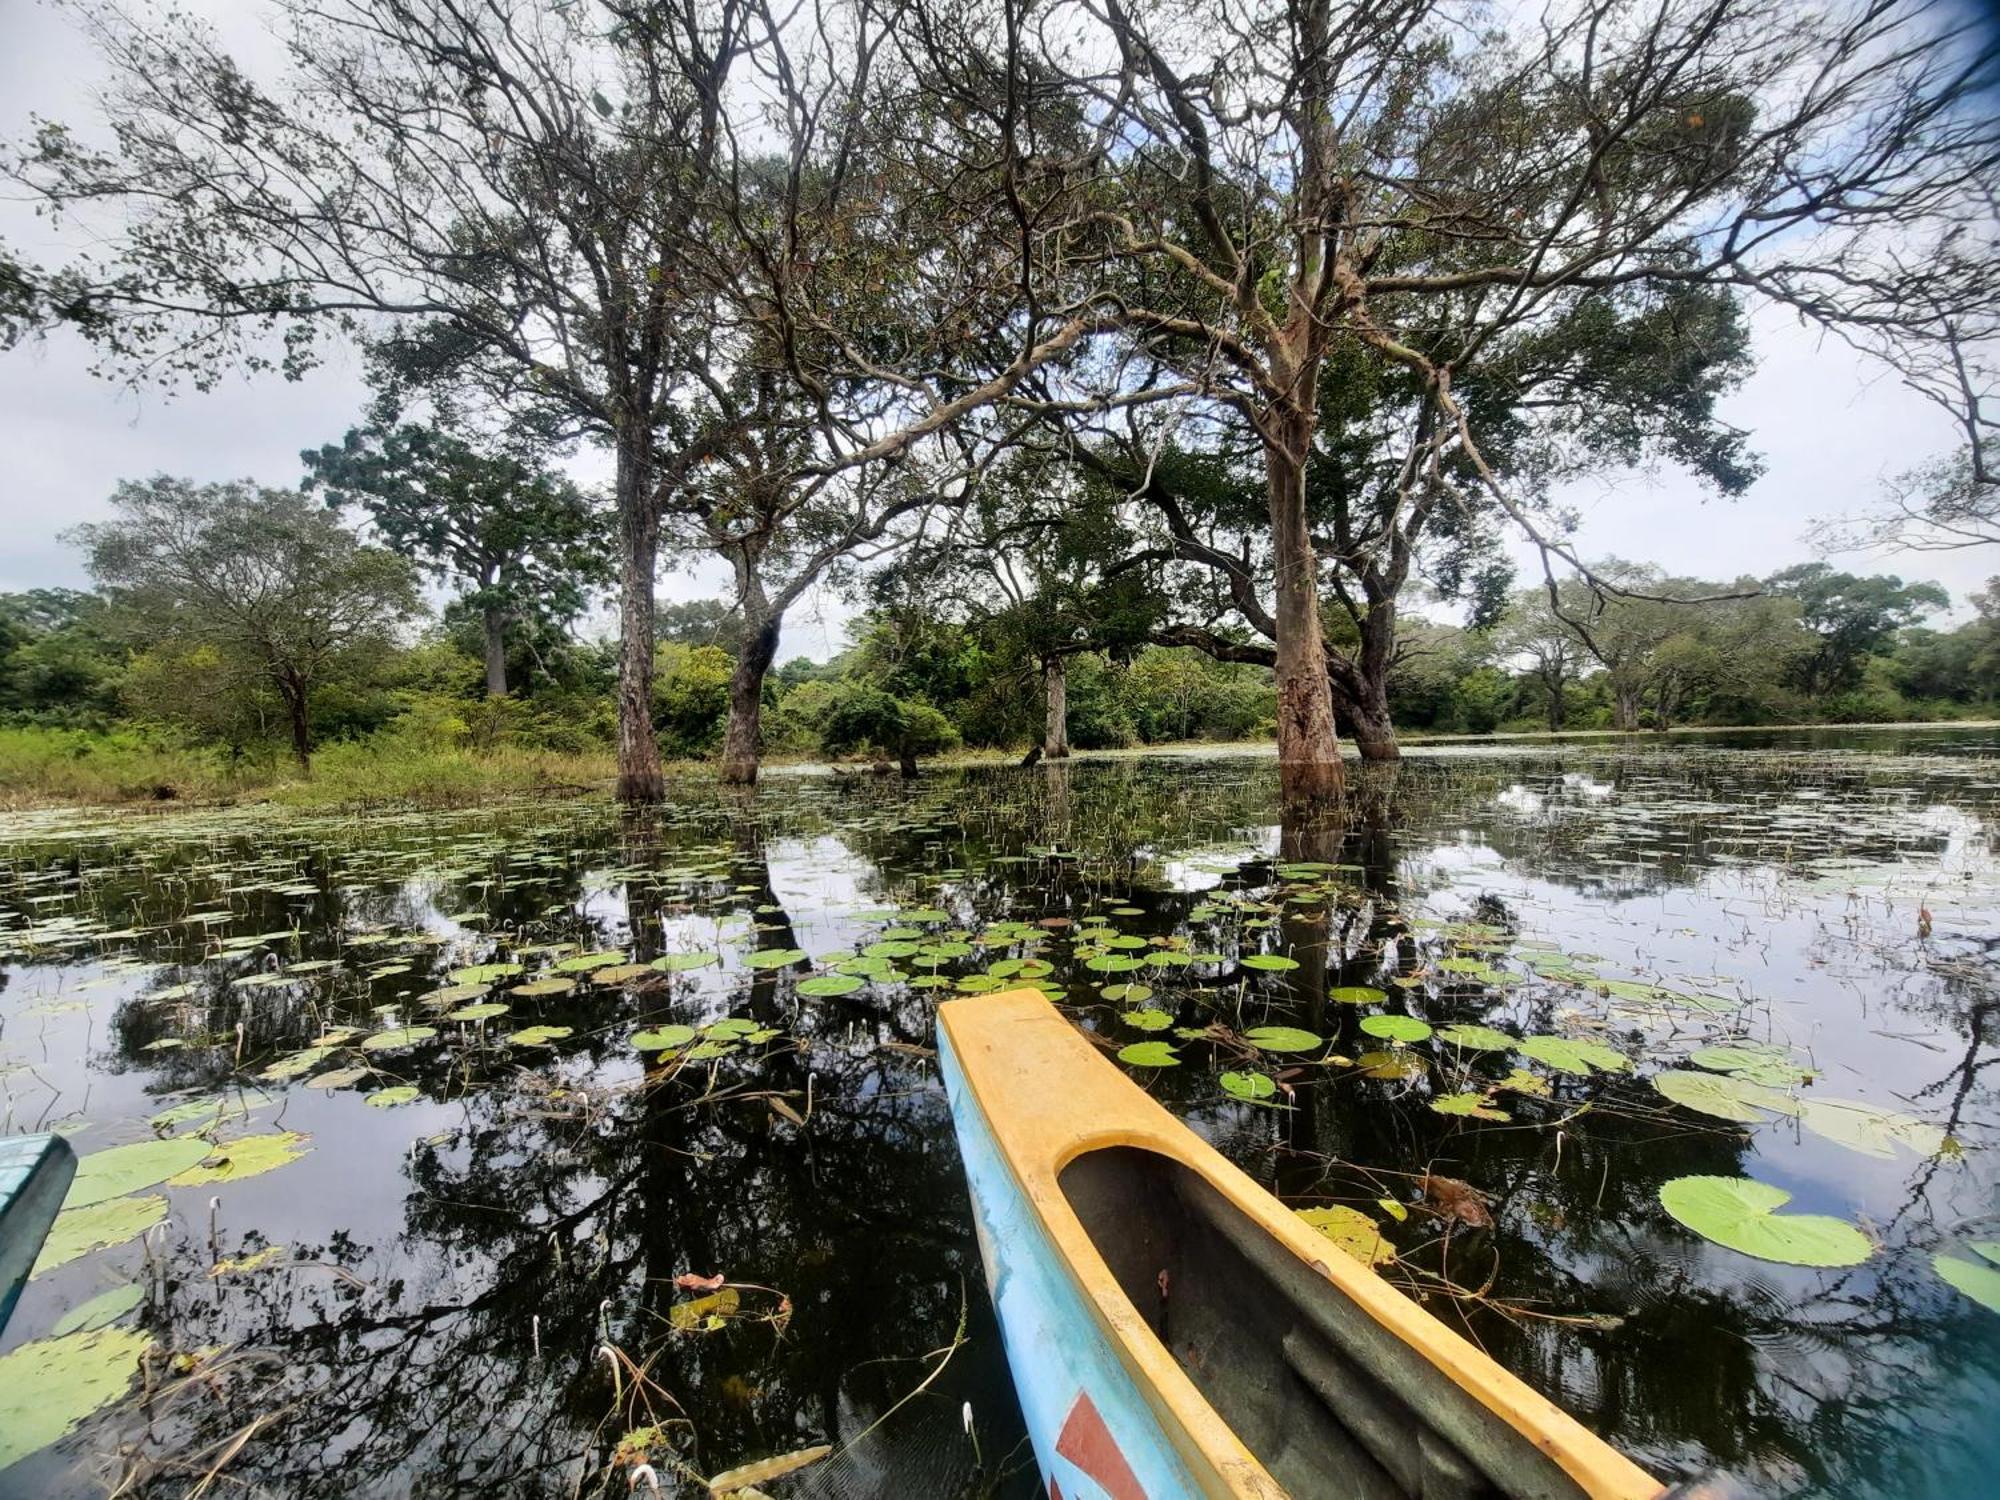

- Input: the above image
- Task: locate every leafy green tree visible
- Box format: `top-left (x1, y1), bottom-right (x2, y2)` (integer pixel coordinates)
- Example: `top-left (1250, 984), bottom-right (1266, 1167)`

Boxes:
top-left (70, 479), bottom-right (421, 768)
top-left (651, 643), bottom-right (734, 757)
top-left (302, 424), bottom-right (607, 697)
top-left (0, 590), bottom-right (121, 724)
top-left (654, 599), bottom-right (740, 652)
top-left (820, 686), bottom-right (959, 776)
top-left (1764, 564), bottom-right (1949, 696)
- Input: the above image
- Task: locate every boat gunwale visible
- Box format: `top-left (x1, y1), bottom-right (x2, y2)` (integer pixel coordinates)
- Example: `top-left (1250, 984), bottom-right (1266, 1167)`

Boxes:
top-left (939, 989), bottom-right (1663, 1500)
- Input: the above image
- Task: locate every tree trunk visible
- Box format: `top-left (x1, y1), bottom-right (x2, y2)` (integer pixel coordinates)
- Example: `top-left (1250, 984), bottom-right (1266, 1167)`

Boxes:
top-left (720, 611), bottom-right (782, 786)
top-left (1613, 681), bottom-right (1641, 732)
top-left (279, 674), bottom-right (312, 772)
top-left (898, 742), bottom-right (919, 777)
top-left (1345, 594), bottom-right (1401, 762)
top-left (615, 440), bottom-right (664, 803)
top-left (1042, 655), bottom-right (1071, 760)
top-left (1266, 424), bottom-right (1346, 807)
top-left (482, 605), bottom-right (509, 698)
top-left (1546, 668), bottom-right (1566, 732)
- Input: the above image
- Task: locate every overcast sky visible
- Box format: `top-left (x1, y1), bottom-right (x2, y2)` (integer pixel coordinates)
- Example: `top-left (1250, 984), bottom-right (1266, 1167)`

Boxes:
top-left (2, 0), bottom-right (1991, 665)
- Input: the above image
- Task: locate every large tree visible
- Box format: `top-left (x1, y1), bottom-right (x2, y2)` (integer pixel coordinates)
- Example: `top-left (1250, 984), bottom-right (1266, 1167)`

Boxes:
top-left (302, 423), bottom-right (607, 697)
top-left (70, 478), bottom-right (421, 767)
top-left (1764, 562), bottom-right (1949, 696)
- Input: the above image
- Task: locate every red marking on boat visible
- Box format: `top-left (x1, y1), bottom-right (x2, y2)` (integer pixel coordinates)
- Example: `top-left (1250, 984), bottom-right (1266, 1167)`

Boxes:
top-left (1056, 1392), bottom-right (1147, 1500)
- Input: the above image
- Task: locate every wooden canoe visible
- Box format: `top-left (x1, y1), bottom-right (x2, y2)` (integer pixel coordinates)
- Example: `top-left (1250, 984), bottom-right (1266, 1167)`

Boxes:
top-left (0, 1133), bottom-right (75, 1334)
top-left (937, 990), bottom-right (1668, 1500)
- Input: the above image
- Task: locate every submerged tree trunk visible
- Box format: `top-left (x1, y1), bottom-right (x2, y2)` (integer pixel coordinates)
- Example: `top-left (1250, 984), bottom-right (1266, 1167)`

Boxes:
top-left (1612, 679), bottom-right (1642, 732)
top-left (1042, 654), bottom-right (1070, 760)
top-left (1266, 420), bottom-right (1346, 807)
top-left (720, 609), bottom-right (783, 786)
top-left (615, 441), bottom-right (664, 804)
top-left (898, 741), bottom-right (919, 777)
top-left (1333, 598), bottom-right (1401, 762)
top-left (278, 672), bottom-right (312, 771)
top-left (482, 604), bottom-right (509, 698)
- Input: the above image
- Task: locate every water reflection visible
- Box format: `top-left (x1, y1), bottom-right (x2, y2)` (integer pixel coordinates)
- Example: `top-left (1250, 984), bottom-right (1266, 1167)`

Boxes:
top-left (0, 731), bottom-right (1994, 1497)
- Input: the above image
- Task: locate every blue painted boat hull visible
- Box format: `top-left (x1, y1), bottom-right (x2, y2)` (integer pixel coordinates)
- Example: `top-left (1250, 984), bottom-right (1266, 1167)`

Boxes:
top-left (0, 1133), bottom-right (75, 1333)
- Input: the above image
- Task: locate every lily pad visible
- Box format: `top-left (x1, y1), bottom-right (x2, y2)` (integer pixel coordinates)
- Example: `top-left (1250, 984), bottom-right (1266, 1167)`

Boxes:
top-left (1241, 954), bottom-right (1300, 972)
top-left (1356, 1049), bottom-right (1426, 1080)
top-left (1117, 1041), bottom-right (1180, 1067)
top-left (634, 1025), bottom-right (698, 1053)
top-left (1431, 1092), bottom-right (1510, 1121)
top-left (1798, 1098), bottom-right (1944, 1159)
top-left (650, 952), bottom-right (721, 972)
top-left (361, 1026), bottom-right (437, 1051)
top-left (1652, 1070), bottom-right (1785, 1124)
top-left (1434, 1024), bottom-right (1514, 1051)
top-left (510, 977), bottom-right (577, 998)
top-left (304, 1066), bottom-right (370, 1089)
top-left (1084, 954), bottom-right (1144, 973)
top-left (1122, 1008), bottom-right (1174, 1032)
top-left (1296, 1206), bottom-right (1395, 1266)
top-left (1242, 1026), bottom-right (1323, 1053)
top-left (168, 1131), bottom-right (311, 1187)
top-left (367, 1086), bottom-right (421, 1108)
top-left (588, 964), bottom-right (656, 985)
top-left (0, 1324), bottom-right (154, 1469)
top-left (1359, 1015), bottom-right (1432, 1043)
top-left (449, 963), bottom-right (522, 985)
top-left (744, 948), bottom-right (808, 970)
top-left (1657, 1175), bottom-right (1872, 1267)
top-left (797, 973), bottom-right (865, 997)
top-left (1933, 1243), bottom-right (2000, 1313)
top-left (445, 1001), bottom-right (509, 1022)
top-left (33, 1195), bottom-right (169, 1277)
top-left (50, 1283), bottom-right (145, 1337)
top-left (1690, 1044), bottom-right (1809, 1086)
top-left (1329, 986), bottom-right (1387, 1005)
top-left (1517, 1035), bottom-right (1630, 1076)
top-left (1219, 1071), bottom-right (1277, 1101)
top-left (506, 1025), bottom-right (574, 1046)
top-left (1101, 983), bottom-right (1153, 1003)
top-left (66, 1137), bottom-right (212, 1209)
top-left (554, 949), bottom-right (626, 972)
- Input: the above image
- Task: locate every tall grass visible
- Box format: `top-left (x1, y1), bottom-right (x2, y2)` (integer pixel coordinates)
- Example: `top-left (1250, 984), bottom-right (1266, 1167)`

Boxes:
top-left (0, 726), bottom-right (261, 807)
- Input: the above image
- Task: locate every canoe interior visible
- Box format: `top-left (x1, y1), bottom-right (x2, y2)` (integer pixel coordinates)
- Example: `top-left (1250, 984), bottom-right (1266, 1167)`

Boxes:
top-left (1060, 1144), bottom-right (1600, 1500)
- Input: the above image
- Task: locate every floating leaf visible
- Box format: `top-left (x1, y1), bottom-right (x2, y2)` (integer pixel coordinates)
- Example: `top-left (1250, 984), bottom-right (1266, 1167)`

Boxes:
top-left (1101, 982), bottom-right (1154, 1003)
top-left (1798, 1098), bottom-right (1943, 1159)
top-left (511, 977), bottom-right (577, 998)
top-left (362, 1026), bottom-right (437, 1051)
top-left (797, 973), bottom-right (864, 997)
top-left (1690, 1044), bottom-right (1809, 1086)
top-left (669, 1287), bottom-right (741, 1331)
top-left (66, 1137), bottom-right (212, 1209)
top-left (1296, 1206), bottom-right (1394, 1266)
top-left (1084, 954), bottom-right (1144, 973)
top-left (445, 1001), bottom-right (509, 1022)
top-left (506, 1025), bottom-right (573, 1046)
top-left (744, 948), bottom-right (807, 970)
top-left (1499, 1067), bottom-right (1551, 1096)
top-left (304, 1066), bottom-right (369, 1089)
top-left (1517, 1035), bottom-right (1629, 1075)
top-left (1652, 1070), bottom-right (1784, 1124)
top-left (1117, 1041), bottom-right (1180, 1068)
top-left (50, 1284), bottom-right (144, 1337)
top-left (0, 1324), bottom-right (154, 1469)
top-left (554, 949), bottom-right (626, 972)
top-left (1329, 986), bottom-right (1386, 1005)
top-left (634, 1025), bottom-right (697, 1053)
top-left (1359, 1015), bottom-right (1431, 1043)
top-left (33, 1195), bottom-right (169, 1277)
top-left (168, 1131), bottom-right (311, 1187)
top-left (589, 964), bottom-right (656, 985)
top-left (1122, 1008), bottom-right (1173, 1032)
top-left (1356, 1050), bottom-right (1426, 1080)
top-left (449, 963), bottom-right (522, 985)
top-left (1241, 954), bottom-right (1300, 972)
top-left (1219, 1071), bottom-right (1276, 1101)
top-left (650, 952), bottom-right (721, 972)
top-left (210, 1243), bottom-right (286, 1276)
top-left (260, 1044), bottom-right (337, 1080)
top-left (1933, 1244), bottom-right (2000, 1313)
top-left (1434, 1024), bottom-right (1514, 1052)
top-left (419, 983), bottom-right (489, 1007)
top-left (1431, 1092), bottom-right (1510, 1121)
top-left (1658, 1175), bottom-right (1871, 1266)
top-left (1242, 1026), bottom-right (1322, 1053)
top-left (367, 1086), bottom-right (421, 1108)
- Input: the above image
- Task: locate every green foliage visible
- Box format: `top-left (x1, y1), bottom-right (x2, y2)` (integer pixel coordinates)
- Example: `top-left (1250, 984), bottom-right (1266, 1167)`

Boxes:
top-left (652, 643), bottom-right (733, 755)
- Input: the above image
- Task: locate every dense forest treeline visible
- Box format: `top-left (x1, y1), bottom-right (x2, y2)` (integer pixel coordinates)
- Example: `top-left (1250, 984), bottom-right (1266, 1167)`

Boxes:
top-left (2, 0), bottom-right (1994, 808)
top-left (0, 464), bottom-right (1992, 805)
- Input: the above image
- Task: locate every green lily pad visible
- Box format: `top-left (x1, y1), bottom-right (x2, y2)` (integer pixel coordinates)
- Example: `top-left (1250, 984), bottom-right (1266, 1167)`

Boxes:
top-left (0, 1324), bottom-right (154, 1469)
top-left (1242, 1026), bottom-right (1322, 1053)
top-left (1356, 1049), bottom-right (1426, 1080)
top-left (510, 977), bottom-right (577, 998)
top-left (1359, 1015), bottom-right (1431, 1043)
top-left (1296, 1206), bottom-right (1395, 1266)
top-left (367, 1086), bottom-right (421, 1108)
top-left (445, 1001), bottom-right (509, 1022)
top-left (1690, 1044), bottom-right (1809, 1086)
top-left (506, 1025), bottom-right (573, 1046)
top-left (798, 973), bottom-right (865, 997)
top-left (1653, 1070), bottom-right (1786, 1123)
top-left (1101, 983), bottom-right (1154, 1003)
top-left (1241, 954), bottom-right (1300, 972)
top-left (1084, 954), bottom-right (1144, 973)
top-left (1658, 1175), bottom-right (1872, 1266)
top-left (1122, 1008), bottom-right (1173, 1032)
top-left (589, 964), bottom-right (656, 985)
top-left (1933, 1243), bottom-right (2000, 1313)
top-left (1329, 986), bottom-right (1387, 1005)
top-left (1517, 1035), bottom-right (1630, 1075)
top-left (744, 948), bottom-right (807, 970)
top-left (33, 1195), bottom-right (169, 1277)
top-left (634, 1025), bottom-right (698, 1053)
top-left (167, 1131), bottom-right (311, 1187)
top-left (554, 949), bottom-right (626, 972)
top-left (1434, 1024), bottom-right (1514, 1051)
top-left (66, 1137), bottom-right (212, 1209)
top-left (1117, 1041), bottom-right (1180, 1067)
top-left (651, 952), bottom-right (721, 972)
top-left (1431, 1092), bottom-right (1510, 1120)
top-left (50, 1283), bottom-right (145, 1336)
top-left (304, 1066), bottom-right (370, 1089)
top-left (1798, 1098), bottom-right (1944, 1159)
top-left (1219, 1071), bottom-right (1277, 1101)
top-left (361, 1026), bottom-right (437, 1051)
top-left (449, 963), bottom-right (522, 985)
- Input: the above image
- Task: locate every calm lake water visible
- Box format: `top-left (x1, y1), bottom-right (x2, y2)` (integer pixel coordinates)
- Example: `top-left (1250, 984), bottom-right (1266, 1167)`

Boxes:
top-left (1, 726), bottom-right (1995, 1497)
